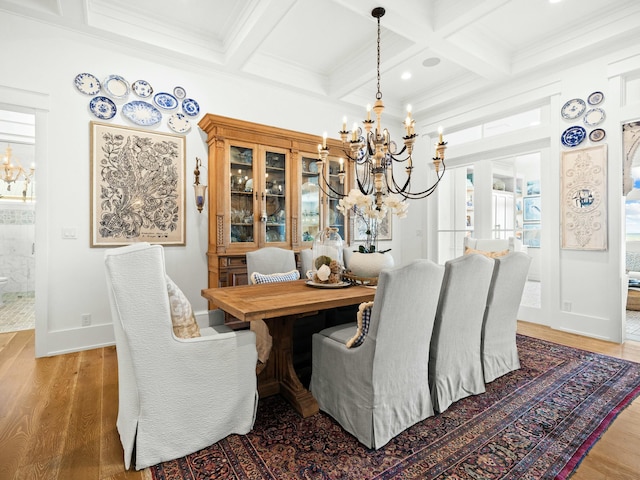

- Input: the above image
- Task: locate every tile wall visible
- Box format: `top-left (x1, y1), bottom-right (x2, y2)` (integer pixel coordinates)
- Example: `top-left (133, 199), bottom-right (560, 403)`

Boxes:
top-left (0, 203), bottom-right (35, 293)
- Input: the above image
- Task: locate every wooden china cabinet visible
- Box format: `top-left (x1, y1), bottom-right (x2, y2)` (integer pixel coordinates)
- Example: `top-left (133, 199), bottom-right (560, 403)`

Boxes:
top-left (198, 114), bottom-right (349, 292)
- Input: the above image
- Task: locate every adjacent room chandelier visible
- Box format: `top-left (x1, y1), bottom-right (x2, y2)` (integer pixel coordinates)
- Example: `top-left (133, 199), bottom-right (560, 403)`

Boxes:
top-left (317, 7), bottom-right (447, 208)
top-left (1, 144), bottom-right (35, 200)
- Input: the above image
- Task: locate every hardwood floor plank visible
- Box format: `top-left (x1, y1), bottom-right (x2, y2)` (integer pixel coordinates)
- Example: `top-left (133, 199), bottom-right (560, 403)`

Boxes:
top-left (0, 329), bottom-right (32, 383)
top-left (13, 352), bottom-right (81, 479)
top-left (57, 348), bottom-right (104, 480)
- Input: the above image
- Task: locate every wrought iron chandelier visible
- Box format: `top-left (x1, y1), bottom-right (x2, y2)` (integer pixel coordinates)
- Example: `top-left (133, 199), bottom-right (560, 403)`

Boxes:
top-left (1, 144), bottom-right (35, 200)
top-left (317, 7), bottom-right (447, 208)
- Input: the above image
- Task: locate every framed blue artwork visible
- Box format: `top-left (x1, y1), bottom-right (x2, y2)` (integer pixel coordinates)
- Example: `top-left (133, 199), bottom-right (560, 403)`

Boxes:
top-left (523, 195), bottom-right (541, 222)
top-left (523, 223), bottom-right (541, 248)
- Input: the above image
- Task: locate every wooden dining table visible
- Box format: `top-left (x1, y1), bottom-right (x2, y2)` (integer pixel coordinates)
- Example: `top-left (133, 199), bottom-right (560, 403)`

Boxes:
top-left (202, 279), bottom-right (376, 417)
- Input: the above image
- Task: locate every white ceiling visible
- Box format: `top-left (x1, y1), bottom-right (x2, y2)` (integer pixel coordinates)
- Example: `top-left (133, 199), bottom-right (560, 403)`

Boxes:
top-left (2, 0), bottom-right (640, 122)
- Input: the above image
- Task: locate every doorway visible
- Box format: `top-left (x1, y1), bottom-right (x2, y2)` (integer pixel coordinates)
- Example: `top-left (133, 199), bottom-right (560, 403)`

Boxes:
top-left (0, 109), bottom-right (36, 333)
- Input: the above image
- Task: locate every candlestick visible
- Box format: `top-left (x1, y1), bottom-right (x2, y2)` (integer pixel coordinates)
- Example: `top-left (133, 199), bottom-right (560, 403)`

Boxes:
top-left (438, 126), bottom-right (443, 144)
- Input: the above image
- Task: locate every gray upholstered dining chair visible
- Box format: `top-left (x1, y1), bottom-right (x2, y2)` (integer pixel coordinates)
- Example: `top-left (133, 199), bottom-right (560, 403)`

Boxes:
top-left (104, 243), bottom-right (258, 470)
top-left (482, 251), bottom-right (532, 383)
top-left (246, 247), bottom-right (298, 365)
top-left (310, 259), bottom-right (445, 449)
top-left (429, 253), bottom-right (495, 413)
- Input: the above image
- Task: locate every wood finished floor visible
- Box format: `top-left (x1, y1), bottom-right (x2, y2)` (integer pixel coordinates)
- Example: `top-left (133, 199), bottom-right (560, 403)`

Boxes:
top-left (0, 323), bottom-right (639, 480)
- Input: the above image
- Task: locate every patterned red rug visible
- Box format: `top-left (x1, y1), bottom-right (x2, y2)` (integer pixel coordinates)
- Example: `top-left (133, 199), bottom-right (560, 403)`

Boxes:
top-left (150, 335), bottom-right (640, 479)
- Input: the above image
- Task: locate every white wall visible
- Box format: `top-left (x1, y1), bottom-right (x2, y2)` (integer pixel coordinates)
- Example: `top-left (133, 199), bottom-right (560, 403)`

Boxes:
top-left (0, 12), bottom-right (372, 356)
top-left (413, 45), bottom-right (640, 343)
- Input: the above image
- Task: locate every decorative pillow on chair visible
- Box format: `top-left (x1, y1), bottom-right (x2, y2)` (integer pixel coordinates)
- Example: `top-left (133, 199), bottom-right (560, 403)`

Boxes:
top-left (166, 275), bottom-right (201, 339)
top-left (346, 301), bottom-right (374, 348)
top-left (250, 269), bottom-right (300, 285)
top-left (464, 246), bottom-right (510, 259)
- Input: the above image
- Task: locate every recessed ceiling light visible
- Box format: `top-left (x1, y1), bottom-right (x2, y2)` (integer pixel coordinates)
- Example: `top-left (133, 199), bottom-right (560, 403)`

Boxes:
top-left (401, 71), bottom-right (412, 80)
top-left (422, 57), bottom-right (441, 67)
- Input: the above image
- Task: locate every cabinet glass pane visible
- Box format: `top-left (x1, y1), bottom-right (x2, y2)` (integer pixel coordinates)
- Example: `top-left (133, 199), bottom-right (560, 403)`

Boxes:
top-left (328, 158), bottom-right (345, 239)
top-left (265, 151), bottom-right (286, 243)
top-left (301, 156), bottom-right (320, 242)
top-left (230, 146), bottom-right (254, 243)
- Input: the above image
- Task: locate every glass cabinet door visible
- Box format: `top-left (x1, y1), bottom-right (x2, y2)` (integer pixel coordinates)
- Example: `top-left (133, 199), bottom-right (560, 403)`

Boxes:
top-left (229, 145), bottom-right (255, 244)
top-left (300, 155), bottom-right (320, 243)
top-left (264, 149), bottom-right (287, 244)
top-left (327, 157), bottom-right (346, 240)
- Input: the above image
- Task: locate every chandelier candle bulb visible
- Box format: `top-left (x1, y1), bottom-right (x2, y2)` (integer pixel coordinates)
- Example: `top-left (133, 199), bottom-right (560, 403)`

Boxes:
top-left (342, 117), bottom-right (347, 131)
top-left (367, 104), bottom-right (371, 121)
top-left (438, 126), bottom-right (444, 143)
top-left (322, 132), bottom-right (327, 149)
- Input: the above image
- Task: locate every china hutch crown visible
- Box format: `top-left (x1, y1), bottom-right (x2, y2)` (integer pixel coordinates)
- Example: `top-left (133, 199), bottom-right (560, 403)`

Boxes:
top-left (198, 114), bottom-right (349, 290)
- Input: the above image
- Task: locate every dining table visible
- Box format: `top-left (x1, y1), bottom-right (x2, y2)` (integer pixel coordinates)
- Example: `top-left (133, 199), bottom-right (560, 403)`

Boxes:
top-left (202, 279), bottom-right (376, 417)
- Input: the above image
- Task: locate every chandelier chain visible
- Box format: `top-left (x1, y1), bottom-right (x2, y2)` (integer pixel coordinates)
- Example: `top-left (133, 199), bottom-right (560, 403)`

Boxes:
top-left (376, 14), bottom-right (382, 100)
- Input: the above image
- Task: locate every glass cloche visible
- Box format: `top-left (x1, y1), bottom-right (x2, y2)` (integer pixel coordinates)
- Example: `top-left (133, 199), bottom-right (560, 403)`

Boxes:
top-left (311, 227), bottom-right (344, 284)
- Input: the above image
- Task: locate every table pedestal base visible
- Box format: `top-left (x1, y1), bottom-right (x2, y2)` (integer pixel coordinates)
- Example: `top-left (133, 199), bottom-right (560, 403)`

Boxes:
top-left (257, 315), bottom-right (319, 417)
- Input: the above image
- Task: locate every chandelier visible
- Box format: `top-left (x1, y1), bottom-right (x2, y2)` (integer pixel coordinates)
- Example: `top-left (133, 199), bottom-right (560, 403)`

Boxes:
top-left (1, 144), bottom-right (35, 200)
top-left (317, 7), bottom-right (447, 208)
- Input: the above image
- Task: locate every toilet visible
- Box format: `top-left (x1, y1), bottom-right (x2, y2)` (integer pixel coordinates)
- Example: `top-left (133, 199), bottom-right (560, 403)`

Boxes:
top-left (0, 277), bottom-right (8, 307)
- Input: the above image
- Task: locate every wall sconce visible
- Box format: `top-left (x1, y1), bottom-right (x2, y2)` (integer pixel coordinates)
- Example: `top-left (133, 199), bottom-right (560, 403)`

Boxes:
top-left (193, 157), bottom-right (207, 213)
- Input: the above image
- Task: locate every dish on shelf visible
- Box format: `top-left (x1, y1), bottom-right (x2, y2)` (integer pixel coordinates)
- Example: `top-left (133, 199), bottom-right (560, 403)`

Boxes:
top-left (561, 125), bottom-right (586, 147)
top-left (583, 107), bottom-right (605, 127)
top-left (589, 128), bottom-right (606, 142)
top-left (266, 230), bottom-right (281, 242)
top-left (122, 100), bottom-right (162, 126)
top-left (587, 91), bottom-right (604, 105)
top-left (154, 92), bottom-right (178, 110)
top-left (173, 86), bottom-right (186, 99)
top-left (266, 196), bottom-right (281, 215)
top-left (132, 80), bottom-right (153, 98)
top-left (103, 74), bottom-right (130, 98)
top-left (305, 280), bottom-right (351, 289)
top-left (167, 112), bottom-right (191, 133)
top-left (89, 96), bottom-right (117, 120)
top-left (182, 98), bottom-right (200, 116)
top-left (560, 98), bottom-right (586, 120)
top-left (74, 73), bottom-right (101, 95)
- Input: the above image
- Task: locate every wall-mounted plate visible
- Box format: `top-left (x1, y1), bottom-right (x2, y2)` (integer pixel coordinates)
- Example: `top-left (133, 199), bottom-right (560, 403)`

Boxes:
top-left (89, 96), bottom-right (117, 120)
top-left (103, 74), bottom-right (130, 98)
top-left (561, 98), bottom-right (586, 120)
top-left (74, 72), bottom-right (101, 95)
top-left (122, 100), bottom-right (162, 126)
top-left (561, 125), bottom-right (586, 147)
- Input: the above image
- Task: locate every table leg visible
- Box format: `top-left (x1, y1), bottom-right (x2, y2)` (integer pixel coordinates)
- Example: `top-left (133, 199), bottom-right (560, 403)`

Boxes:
top-left (259, 315), bottom-right (319, 417)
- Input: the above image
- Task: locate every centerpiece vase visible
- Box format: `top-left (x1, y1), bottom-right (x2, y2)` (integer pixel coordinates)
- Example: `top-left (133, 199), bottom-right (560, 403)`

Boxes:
top-left (348, 251), bottom-right (394, 279)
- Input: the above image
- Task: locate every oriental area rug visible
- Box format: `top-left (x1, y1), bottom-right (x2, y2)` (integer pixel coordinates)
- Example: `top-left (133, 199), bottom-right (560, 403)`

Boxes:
top-left (150, 335), bottom-right (640, 480)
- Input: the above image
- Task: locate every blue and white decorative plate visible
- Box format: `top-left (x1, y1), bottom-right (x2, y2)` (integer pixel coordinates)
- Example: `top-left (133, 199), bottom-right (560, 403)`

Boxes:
top-left (182, 98), bottom-right (200, 116)
top-left (561, 125), bottom-right (586, 148)
top-left (589, 128), bottom-right (606, 142)
top-left (153, 92), bottom-right (178, 110)
top-left (584, 108), bottom-right (606, 127)
top-left (167, 113), bottom-right (191, 133)
top-left (561, 98), bottom-right (586, 120)
top-left (132, 80), bottom-right (153, 98)
top-left (89, 96), bottom-right (117, 120)
top-left (173, 86), bottom-right (186, 99)
top-left (103, 75), bottom-right (130, 98)
top-left (588, 91), bottom-right (604, 106)
top-left (122, 101), bottom-right (162, 126)
top-left (74, 73), bottom-right (101, 95)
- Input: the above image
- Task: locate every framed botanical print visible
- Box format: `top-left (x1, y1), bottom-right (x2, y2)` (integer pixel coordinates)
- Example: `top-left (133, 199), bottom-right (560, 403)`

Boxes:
top-left (90, 122), bottom-right (186, 247)
top-left (523, 195), bottom-right (541, 222)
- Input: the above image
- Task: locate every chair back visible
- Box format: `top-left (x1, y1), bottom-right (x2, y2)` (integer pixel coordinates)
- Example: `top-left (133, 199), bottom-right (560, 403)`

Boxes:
top-left (482, 251), bottom-right (531, 382)
top-left (429, 253), bottom-right (495, 412)
top-left (464, 236), bottom-right (526, 255)
top-left (246, 247), bottom-right (296, 280)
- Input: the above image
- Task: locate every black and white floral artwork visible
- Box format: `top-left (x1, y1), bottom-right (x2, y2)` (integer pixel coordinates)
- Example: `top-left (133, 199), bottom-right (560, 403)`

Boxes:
top-left (90, 122), bottom-right (185, 246)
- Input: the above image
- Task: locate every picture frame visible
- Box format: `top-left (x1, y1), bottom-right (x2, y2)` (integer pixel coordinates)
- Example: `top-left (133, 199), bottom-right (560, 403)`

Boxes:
top-left (90, 121), bottom-right (186, 247)
top-left (561, 144), bottom-right (607, 250)
top-left (523, 195), bottom-right (541, 222)
top-left (353, 209), bottom-right (392, 242)
top-left (523, 223), bottom-right (541, 248)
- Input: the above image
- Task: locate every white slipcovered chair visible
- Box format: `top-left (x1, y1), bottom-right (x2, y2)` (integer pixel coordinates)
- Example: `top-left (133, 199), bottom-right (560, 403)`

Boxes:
top-left (429, 253), bottom-right (494, 413)
top-left (104, 243), bottom-right (258, 470)
top-left (310, 259), bottom-right (445, 449)
top-left (482, 251), bottom-right (532, 383)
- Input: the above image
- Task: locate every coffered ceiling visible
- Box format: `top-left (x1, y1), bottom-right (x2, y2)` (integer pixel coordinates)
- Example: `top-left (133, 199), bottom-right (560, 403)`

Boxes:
top-left (2, 0), bottom-right (640, 120)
